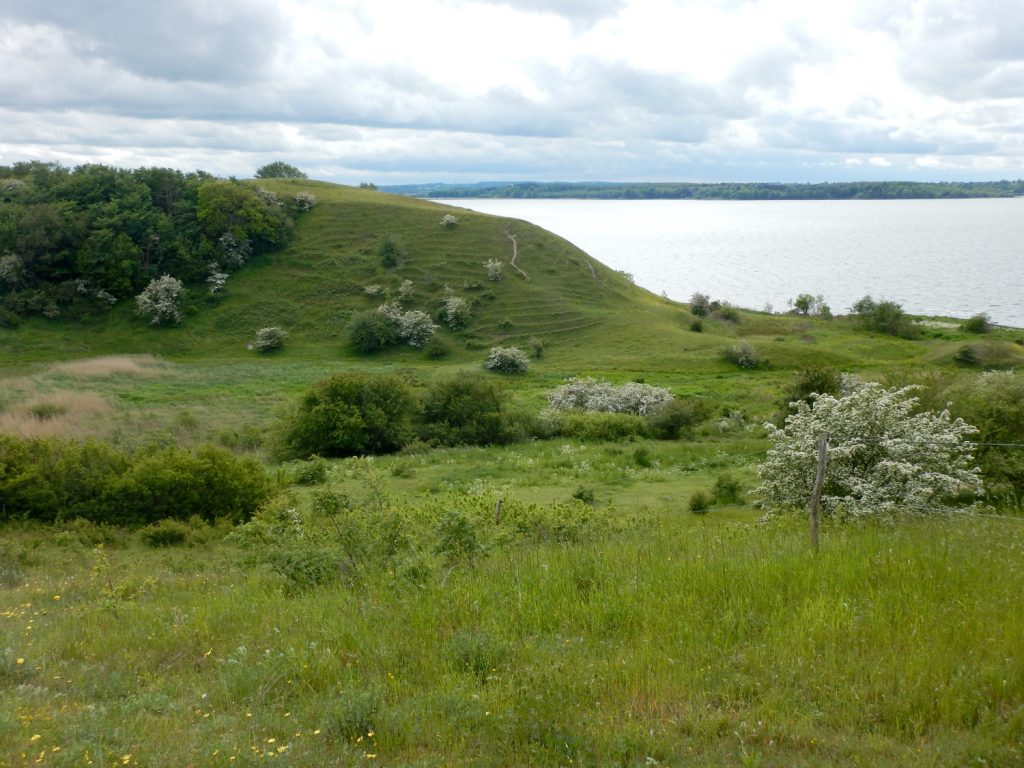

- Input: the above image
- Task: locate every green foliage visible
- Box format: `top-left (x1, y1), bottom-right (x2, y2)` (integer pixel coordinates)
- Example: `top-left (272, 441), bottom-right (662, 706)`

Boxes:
top-left (572, 486), bottom-right (597, 506)
top-left (254, 161), bottom-right (307, 179)
top-left (791, 293), bottom-right (831, 317)
top-left (287, 455), bottom-right (329, 485)
top-left (528, 336), bottom-right (545, 358)
top-left (551, 411), bottom-right (648, 442)
top-left (0, 436), bottom-right (271, 525)
top-left (435, 508), bottom-right (483, 566)
top-left (689, 319), bottom-right (703, 332)
top-left (646, 398), bottom-right (712, 439)
top-left (325, 687), bottom-right (382, 742)
top-left (348, 309), bottom-right (399, 353)
top-left (689, 292), bottom-right (711, 316)
top-left (140, 518), bottom-right (191, 547)
top-left (282, 373), bottom-right (418, 458)
top-left (377, 234), bottom-right (406, 268)
top-left (851, 295), bottom-right (918, 338)
top-left (424, 335), bottom-right (451, 359)
top-left (962, 313), bottom-right (991, 333)
top-left (947, 371), bottom-right (1024, 505)
top-left (419, 373), bottom-right (506, 447)
top-left (688, 489), bottom-right (711, 514)
top-left (778, 366), bottom-right (842, 421)
top-left (711, 473), bottom-right (745, 504)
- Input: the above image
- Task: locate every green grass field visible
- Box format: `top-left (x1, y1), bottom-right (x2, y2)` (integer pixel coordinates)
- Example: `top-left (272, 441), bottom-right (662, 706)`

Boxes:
top-left (2, 180), bottom-right (1023, 766)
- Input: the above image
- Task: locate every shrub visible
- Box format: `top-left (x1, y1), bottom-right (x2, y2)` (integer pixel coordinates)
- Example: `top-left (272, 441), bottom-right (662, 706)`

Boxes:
top-left (424, 335), bottom-right (451, 359)
top-left (714, 305), bottom-right (741, 323)
top-left (378, 302), bottom-right (439, 347)
top-left (254, 326), bottom-right (288, 352)
top-left (439, 295), bottom-right (472, 329)
top-left (552, 411), bottom-right (648, 442)
top-left (721, 342), bottom-right (763, 369)
top-left (757, 382), bottom-right (981, 517)
top-left (689, 319), bottom-right (703, 333)
top-left (435, 509), bottom-right (483, 565)
top-left (546, 377), bottom-right (673, 415)
top-left (688, 490), bottom-right (711, 514)
top-left (777, 366), bottom-right (842, 421)
top-left (255, 161), bottom-right (307, 179)
top-left (420, 373), bottom-right (506, 446)
top-left (484, 259), bottom-right (503, 281)
top-left (288, 455), bottom-right (329, 485)
top-left (484, 346), bottom-right (529, 374)
top-left (378, 234), bottom-right (406, 268)
top-left (397, 279), bottom-right (415, 302)
top-left (572, 486), bottom-right (597, 506)
top-left (140, 519), bottom-right (190, 547)
top-left (440, 213), bottom-right (459, 228)
top-left (851, 295), bottom-right (917, 338)
top-left (791, 293), bottom-right (831, 317)
top-left (363, 284), bottom-right (385, 298)
top-left (293, 192), bottom-right (317, 212)
top-left (712, 473), bottom-right (745, 504)
top-left (282, 372), bottom-right (418, 458)
top-left (953, 345), bottom-right (981, 366)
top-left (962, 313), bottom-right (991, 334)
top-left (690, 292), bottom-right (712, 316)
top-left (348, 310), bottom-right (399, 353)
top-left (135, 275), bottom-right (184, 326)
top-left (646, 398), bottom-right (712, 439)
top-left (528, 336), bottom-right (544, 358)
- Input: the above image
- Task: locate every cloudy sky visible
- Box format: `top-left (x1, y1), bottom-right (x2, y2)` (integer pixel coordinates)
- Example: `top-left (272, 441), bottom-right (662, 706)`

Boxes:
top-left (1, 0), bottom-right (1022, 183)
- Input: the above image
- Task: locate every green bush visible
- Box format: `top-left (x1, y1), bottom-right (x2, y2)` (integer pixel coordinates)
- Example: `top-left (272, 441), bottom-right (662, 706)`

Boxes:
top-left (0, 437), bottom-right (270, 525)
top-left (253, 326), bottom-right (288, 352)
top-left (688, 490), bottom-right (711, 514)
top-left (282, 372), bottom-right (418, 458)
top-left (962, 313), bottom-right (991, 334)
top-left (435, 508), bottom-right (483, 566)
top-left (851, 296), bottom-right (918, 338)
top-left (287, 456), bottom-right (329, 485)
top-left (377, 234), bottom-right (406, 268)
top-left (777, 366), bottom-right (842, 422)
top-left (348, 310), bottom-right (399, 353)
top-left (140, 519), bottom-right (191, 547)
top-left (720, 342), bottom-right (764, 369)
top-left (711, 473), bottom-right (745, 505)
top-left (554, 411), bottom-right (648, 442)
top-left (646, 398), bottom-right (712, 439)
top-left (484, 346), bottom-right (529, 374)
top-left (420, 373), bottom-right (506, 447)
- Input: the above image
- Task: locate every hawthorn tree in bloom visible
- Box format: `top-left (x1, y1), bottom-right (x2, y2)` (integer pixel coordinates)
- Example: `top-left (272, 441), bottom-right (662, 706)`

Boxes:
top-left (136, 275), bottom-right (184, 325)
top-left (756, 382), bottom-right (982, 517)
top-left (546, 377), bottom-right (673, 416)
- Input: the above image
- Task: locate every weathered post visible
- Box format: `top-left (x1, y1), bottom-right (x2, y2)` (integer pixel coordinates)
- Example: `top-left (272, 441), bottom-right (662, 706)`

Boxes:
top-left (809, 433), bottom-right (828, 553)
top-left (495, 498), bottom-right (503, 525)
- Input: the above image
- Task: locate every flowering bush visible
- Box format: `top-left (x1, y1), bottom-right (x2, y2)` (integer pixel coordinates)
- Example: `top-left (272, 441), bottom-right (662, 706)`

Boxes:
top-left (364, 284), bottom-right (385, 297)
top-left (756, 382), bottom-right (982, 517)
top-left (484, 346), bottom-right (529, 374)
top-left (294, 192), bottom-right (317, 212)
top-left (484, 259), bottom-right (503, 281)
top-left (218, 232), bottom-right (252, 268)
top-left (439, 295), bottom-right (471, 329)
top-left (397, 279), bottom-right (415, 302)
top-left (440, 213), bottom-right (459, 228)
top-left (378, 302), bottom-right (438, 347)
top-left (721, 342), bottom-right (762, 369)
top-left (135, 274), bottom-right (184, 325)
top-left (254, 326), bottom-right (288, 352)
top-left (546, 377), bottom-right (673, 415)
top-left (206, 263), bottom-right (228, 295)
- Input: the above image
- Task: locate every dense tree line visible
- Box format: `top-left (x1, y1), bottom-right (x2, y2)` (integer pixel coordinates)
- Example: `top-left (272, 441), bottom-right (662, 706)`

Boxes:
top-left (0, 161), bottom-right (300, 322)
top-left (384, 179), bottom-right (1024, 200)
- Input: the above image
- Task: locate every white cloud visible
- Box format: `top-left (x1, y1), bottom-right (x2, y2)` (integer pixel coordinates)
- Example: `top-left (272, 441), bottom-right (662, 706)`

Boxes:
top-left (0, 0), bottom-right (1022, 182)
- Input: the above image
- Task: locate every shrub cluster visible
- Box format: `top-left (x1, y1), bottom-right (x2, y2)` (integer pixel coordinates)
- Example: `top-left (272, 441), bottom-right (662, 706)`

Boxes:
top-left (348, 303), bottom-right (439, 352)
top-left (851, 295), bottom-right (917, 338)
top-left (547, 377), bottom-right (673, 415)
top-left (135, 275), bottom-right (184, 326)
top-left (720, 342), bottom-right (764, 369)
top-left (0, 436), bottom-right (272, 525)
top-left (253, 326), bottom-right (288, 352)
top-left (439, 294), bottom-right (472, 329)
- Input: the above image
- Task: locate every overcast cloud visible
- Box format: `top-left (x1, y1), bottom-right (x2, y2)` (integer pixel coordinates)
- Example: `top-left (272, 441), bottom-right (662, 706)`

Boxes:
top-left (0, 0), bottom-right (1022, 183)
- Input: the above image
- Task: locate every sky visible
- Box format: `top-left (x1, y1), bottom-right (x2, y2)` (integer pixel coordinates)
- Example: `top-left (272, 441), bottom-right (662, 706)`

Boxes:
top-left (1, 0), bottom-right (1022, 184)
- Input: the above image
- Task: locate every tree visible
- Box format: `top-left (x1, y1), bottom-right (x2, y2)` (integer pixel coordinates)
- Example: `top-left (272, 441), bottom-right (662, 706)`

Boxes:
top-left (282, 373), bottom-right (417, 458)
top-left (757, 381), bottom-right (981, 517)
top-left (255, 162), bottom-right (307, 179)
top-left (136, 274), bottom-right (184, 325)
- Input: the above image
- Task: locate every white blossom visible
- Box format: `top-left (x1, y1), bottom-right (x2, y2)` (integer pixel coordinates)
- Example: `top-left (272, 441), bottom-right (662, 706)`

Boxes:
top-left (135, 274), bottom-right (184, 326)
top-left (546, 377), bottom-right (673, 415)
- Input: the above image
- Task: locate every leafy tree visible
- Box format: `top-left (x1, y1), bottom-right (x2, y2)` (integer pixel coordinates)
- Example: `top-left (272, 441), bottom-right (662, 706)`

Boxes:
top-left (255, 161), bottom-right (307, 179)
top-left (348, 309), bottom-right (400, 353)
top-left (851, 295), bottom-right (916, 338)
top-left (757, 382), bottom-right (981, 517)
top-left (136, 274), bottom-right (184, 325)
top-left (282, 373), bottom-right (418, 458)
top-left (420, 373), bottom-right (506, 446)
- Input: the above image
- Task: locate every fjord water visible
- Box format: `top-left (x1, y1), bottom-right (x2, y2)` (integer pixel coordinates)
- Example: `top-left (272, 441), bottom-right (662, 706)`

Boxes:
top-left (437, 198), bottom-right (1024, 327)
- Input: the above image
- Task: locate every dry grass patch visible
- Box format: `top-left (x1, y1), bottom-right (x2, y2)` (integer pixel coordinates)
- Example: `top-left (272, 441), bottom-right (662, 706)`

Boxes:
top-left (49, 355), bottom-right (168, 378)
top-left (0, 391), bottom-right (111, 438)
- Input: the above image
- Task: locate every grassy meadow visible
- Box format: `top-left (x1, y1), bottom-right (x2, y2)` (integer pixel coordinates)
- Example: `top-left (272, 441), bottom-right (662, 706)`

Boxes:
top-left (2, 180), bottom-right (1024, 765)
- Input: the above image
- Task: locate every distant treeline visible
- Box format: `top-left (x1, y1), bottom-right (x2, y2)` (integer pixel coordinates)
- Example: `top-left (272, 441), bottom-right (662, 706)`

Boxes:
top-left (0, 161), bottom-right (299, 323)
top-left (383, 179), bottom-right (1024, 200)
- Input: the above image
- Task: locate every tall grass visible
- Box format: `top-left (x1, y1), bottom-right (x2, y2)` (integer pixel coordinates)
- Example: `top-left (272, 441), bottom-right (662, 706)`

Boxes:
top-left (2, 515), bottom-right (1021, 766)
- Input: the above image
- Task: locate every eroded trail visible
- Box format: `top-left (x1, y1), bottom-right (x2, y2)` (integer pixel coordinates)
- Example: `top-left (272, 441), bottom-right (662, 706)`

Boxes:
top-left (505, 230), bottom-right (530, 279)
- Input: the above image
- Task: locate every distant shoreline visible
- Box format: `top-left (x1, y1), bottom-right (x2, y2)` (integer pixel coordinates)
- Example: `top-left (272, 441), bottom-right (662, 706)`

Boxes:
top-left (382, 179), bottom-right (1024, 200)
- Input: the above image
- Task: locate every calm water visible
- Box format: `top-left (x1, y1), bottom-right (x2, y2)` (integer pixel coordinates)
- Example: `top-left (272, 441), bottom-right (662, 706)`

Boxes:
top-left (434, 198), bottom-right (1024, 328)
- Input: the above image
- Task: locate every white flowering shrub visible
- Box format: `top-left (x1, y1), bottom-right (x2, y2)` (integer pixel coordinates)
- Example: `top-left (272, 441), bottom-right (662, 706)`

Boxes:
top-left (294, 192), bottom-right (317, 212)
top-left (207, 263), bottom-right (228, 295)
top-left (397, 279), bottom-right (415, 302)
top-left (219, 232), bottom-right (252, 269)
top-left (484, 346), bottom-right (529, 374)
top-left (135, 274), bottom-right (184, 326)
top-left (756, 382), bottom-right (982, 517)
top-left (440, 213), bottom-right (459, 228)
top-left (721, 342), bottom-right (762, 369)
top-left (377, 302), bottom-right (438, 347)
top-left (546, 377), bottom-right (673, 415)
top-left (439, 295), bottom-right (471, 329)
top-left (254, 326), bottom-right (288, 352)
top-left (364, 284), bottom-right (385, 297)
top-left (0, 253), bottom-right (26, 290)
top-left (484, 259), bottom-right (503, 281)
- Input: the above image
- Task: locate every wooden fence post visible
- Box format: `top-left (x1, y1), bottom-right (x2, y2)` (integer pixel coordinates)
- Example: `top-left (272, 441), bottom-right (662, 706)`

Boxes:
top-left (495, 498), bottom-right (503, 525)
top-left (810, 433), bottom-right (828, 553)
